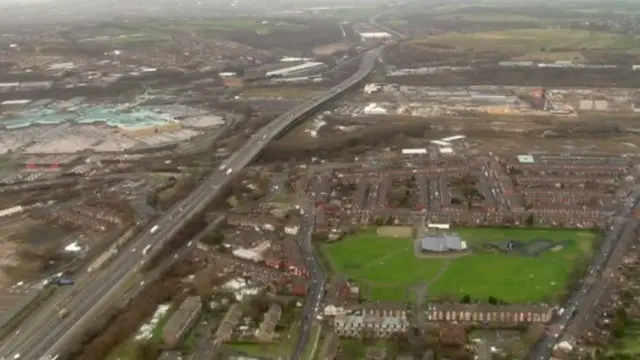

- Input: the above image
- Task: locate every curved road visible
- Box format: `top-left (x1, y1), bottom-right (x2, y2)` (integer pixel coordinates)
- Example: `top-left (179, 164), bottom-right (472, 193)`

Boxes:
top-left (0, 48), bottom-right (381, 360)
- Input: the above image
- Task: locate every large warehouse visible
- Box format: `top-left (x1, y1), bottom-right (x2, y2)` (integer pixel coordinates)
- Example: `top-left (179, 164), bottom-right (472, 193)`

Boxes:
top-left (420, 234), bottom-right (468, 252)
top-left (265, 61), bottom-right (326, 78)
top-left (358, 32), bottom-right (392, 40)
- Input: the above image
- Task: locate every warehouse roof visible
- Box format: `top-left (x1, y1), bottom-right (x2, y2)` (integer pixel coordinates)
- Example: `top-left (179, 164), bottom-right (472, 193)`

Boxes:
top-left (266, 62), bottom-right (325, 77)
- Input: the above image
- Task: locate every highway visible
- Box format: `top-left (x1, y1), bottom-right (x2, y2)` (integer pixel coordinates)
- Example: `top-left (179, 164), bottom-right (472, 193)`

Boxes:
top-left (0, 47), bottom-right (380, 360)
top-left (528, 189), bottom-right (640, 360)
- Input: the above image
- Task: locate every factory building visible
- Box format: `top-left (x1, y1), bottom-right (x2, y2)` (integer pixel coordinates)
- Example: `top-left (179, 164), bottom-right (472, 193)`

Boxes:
top-left (362, 103), bottom-right (387, 115)
top-left (19, 81), bottom-right (54, 91)
top-left (579, 99), bottom-right (608, 111)
top-left (419, 234), bottom-right (467, 253)
top-left (1, 99), bottom-right (31, 110)
top-left (265, 62), bottom-right (326, 78)
top-left (162, 296), bottom-right (202, 348)
top-left (232, 248), bottom-right (263, 262)
top-left (280, 57), bottom-right (313, 63)
top-left (358, 32), bottom-right (392, 40)
top-left (401, 148), bottom-right (427, 155)
top-left (0, 83), bottom-right (19, 93)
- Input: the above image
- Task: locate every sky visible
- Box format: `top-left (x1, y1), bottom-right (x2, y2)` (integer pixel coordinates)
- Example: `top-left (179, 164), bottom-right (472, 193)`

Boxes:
top-left (0, 0), bottom-right (57, 3)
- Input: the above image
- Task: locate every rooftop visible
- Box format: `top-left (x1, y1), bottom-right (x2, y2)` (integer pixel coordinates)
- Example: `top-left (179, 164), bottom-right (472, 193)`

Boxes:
top-left (420, 234), bottom-right (467, 252)
top-left (517, 154), bottom-right (536, 163)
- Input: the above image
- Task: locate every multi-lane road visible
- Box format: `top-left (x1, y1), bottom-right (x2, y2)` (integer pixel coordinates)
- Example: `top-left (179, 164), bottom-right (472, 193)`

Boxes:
top-left (291, 204), bottom-right (326, 360)
top-left (0, 48), bottom-right (380, 360)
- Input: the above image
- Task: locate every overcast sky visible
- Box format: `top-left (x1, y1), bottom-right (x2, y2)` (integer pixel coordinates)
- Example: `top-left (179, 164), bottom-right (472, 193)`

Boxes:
top-left (0, 0), bottom-right (56, 3)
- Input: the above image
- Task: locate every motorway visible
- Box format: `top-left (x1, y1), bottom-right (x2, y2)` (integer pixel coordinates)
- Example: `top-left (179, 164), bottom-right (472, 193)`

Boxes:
top-left (528, 189), bottom-right (640, 360)
top-left (0, 48), bottom-right (380, 360)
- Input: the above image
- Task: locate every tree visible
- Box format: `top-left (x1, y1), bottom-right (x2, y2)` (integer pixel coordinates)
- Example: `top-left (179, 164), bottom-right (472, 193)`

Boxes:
top-left (451, 348), bottom-right (472, 360)
top-left (460, 294), bottom-right (471, 304)
top-left (525, 214), bottom-right (535, 226)
top-left (193, 270), bottom-right (214, 298)
top-left (202, 230), bottom-right (225, 246)
top-left (312, 233), bottom-right (328, 242)
top-left (488, 296), bottom-right (498, 305)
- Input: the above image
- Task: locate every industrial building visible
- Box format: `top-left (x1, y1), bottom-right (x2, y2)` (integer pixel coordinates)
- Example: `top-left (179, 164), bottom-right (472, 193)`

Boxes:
top-left (1, 99), bottom-right (31, 110)
top-left (362, 103), bottom-right (387, 115)
top-left (419, 234), bottom-right (467, 253)
top-left (232, 248), bottom-right (263, 262)
top-left (401, 148), bottom-right (427, 155)
top-left (265, 62), bottom-right (326, 78)
top-left (358, 32), bottom-right (392, 40)
top-left (579, 99), bottom-right (609, 111)
top-left (162, 296), bottom-right (202, 348)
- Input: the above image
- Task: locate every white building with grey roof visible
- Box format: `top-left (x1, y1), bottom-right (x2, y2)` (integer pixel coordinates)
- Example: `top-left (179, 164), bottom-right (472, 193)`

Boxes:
top-left (419, 234), bottom-right (467, 252)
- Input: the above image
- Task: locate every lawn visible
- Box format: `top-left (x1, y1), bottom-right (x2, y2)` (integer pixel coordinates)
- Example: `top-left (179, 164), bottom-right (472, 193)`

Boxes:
top-left (322, 228), bottom-right (598, 303)
top-left (411, 28), bottom-right (640, 54)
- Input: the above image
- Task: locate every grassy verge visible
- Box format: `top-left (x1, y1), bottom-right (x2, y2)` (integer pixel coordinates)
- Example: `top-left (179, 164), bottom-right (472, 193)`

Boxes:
top-left (302, 323), bottom-right (322, 360)
top-left (0, 285), bottom-right (57, 340)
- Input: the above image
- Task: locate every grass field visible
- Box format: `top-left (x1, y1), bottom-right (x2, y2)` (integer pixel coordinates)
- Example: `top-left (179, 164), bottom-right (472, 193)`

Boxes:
top-left (158, 19), bottom-right (308, 34)
top-left (322, 228), bottom-right (598, 303)
top-left (412, 28), bottom-right (640, 55)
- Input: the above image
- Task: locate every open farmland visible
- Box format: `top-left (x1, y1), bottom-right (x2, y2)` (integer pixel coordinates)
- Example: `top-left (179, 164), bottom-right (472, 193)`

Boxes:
top-left (413, 29), bottom-right (640, 54)
top-left (322, 228), bottom-right (598, 303)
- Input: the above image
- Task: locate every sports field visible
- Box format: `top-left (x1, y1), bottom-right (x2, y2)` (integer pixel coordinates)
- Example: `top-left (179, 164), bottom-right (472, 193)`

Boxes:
top-left (322, 228), bottom-right (598, 303)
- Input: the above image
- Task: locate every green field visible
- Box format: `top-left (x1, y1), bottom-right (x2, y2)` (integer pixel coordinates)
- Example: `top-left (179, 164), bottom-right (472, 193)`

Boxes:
top-left (149, 19), bottom-right (308, 35)
top-left (412, 28), bottom-right (640, 54)
top-left (322, 228), bottom-right (598, 303)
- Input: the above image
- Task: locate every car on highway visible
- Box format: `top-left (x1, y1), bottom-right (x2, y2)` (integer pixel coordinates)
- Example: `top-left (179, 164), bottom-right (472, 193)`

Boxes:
top-left (58, 308), bottom-right (69, 318)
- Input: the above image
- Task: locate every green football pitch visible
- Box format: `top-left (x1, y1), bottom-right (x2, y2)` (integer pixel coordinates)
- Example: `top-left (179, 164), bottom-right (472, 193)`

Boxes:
top-left (322, 228), bottom-right (598, 303)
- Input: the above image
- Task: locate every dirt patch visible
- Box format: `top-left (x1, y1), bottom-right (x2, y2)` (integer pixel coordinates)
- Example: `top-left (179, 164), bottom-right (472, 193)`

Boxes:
top-left (313, 42), bottom-right (351, 56)
top-left (377, 226), bottom-right (413, 238)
